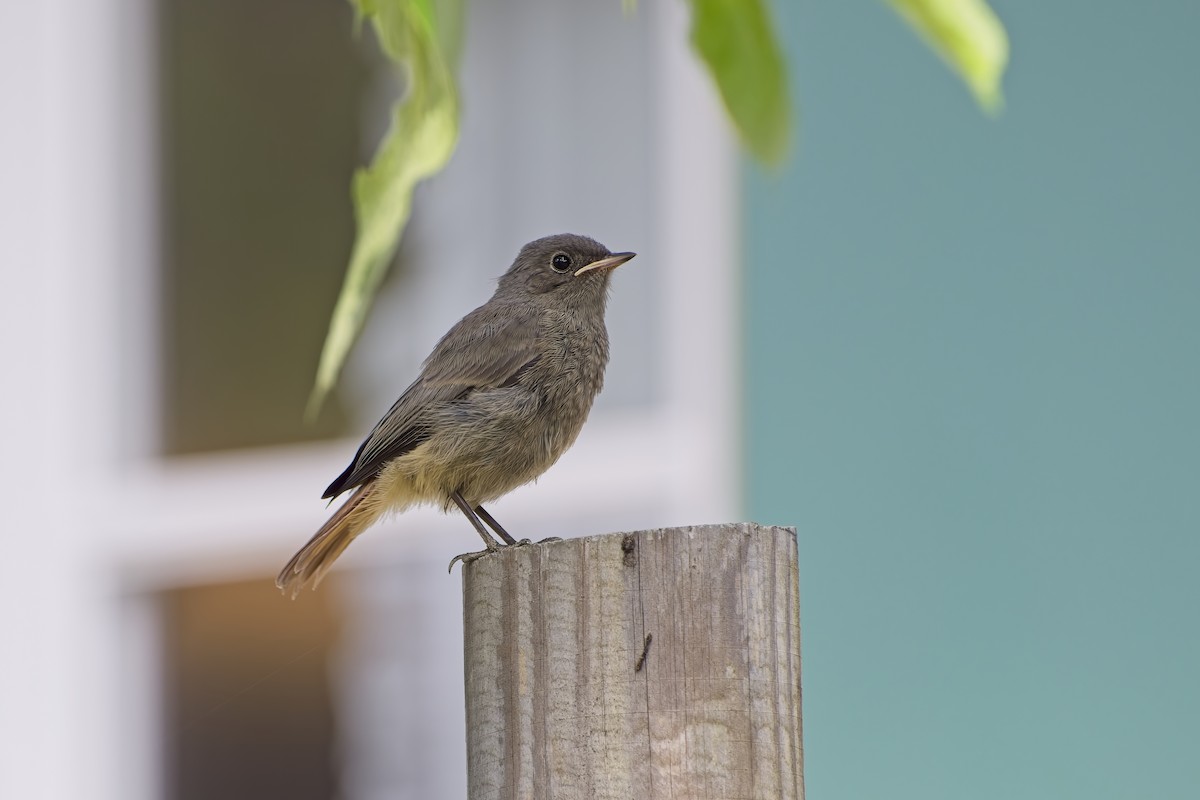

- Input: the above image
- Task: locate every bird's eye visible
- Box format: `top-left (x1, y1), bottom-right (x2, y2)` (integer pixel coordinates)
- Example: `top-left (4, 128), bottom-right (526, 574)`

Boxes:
top-left (551, 253), bottom-right (572, 273)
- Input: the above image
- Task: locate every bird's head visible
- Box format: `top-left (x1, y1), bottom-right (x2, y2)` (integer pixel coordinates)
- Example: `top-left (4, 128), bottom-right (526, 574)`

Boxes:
top-left (496, 233), bottom-right (636, 312)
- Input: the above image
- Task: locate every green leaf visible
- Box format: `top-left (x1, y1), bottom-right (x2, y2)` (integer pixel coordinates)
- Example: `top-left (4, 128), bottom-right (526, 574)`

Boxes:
top-left (686, 0), bottom-right (792, 167)
top-left (887, 0), bottom-right (1009, 113)
top-left (307, 0), bottom-right (461, 419)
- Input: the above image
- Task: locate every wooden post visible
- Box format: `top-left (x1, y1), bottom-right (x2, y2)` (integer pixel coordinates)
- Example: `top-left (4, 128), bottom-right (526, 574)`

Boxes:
top-left (462, 523), bottom-right (803, 799)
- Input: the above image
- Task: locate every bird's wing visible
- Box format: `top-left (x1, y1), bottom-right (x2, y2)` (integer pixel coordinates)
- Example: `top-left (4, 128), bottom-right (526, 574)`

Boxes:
top-left (322, 304), bottom-right (541, 498)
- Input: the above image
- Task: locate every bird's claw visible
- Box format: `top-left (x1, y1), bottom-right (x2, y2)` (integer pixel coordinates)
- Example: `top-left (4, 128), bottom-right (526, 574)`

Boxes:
top-left (447, 549), bottom-right (491, 572)
top-left (448, 538), bottom-right (548, 572)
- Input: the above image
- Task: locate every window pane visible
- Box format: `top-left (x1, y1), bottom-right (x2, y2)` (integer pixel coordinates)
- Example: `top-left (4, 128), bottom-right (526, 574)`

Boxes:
top-left (158, 0), bottom-right (383, 454)
top-left (160, 577), bottom-right (342, 800)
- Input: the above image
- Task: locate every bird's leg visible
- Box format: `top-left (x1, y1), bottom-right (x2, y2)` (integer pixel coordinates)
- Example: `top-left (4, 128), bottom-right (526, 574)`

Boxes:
top-left (475, 504), bottom-right (562, 546)
top-left (451, 491), bottom-right (503, 548)
top-left (448, 496), bottom-right (562, 572)
top-left (449, 491), bottom-right (506, 572)
top-left (474, 504), bottom-right (521, 546)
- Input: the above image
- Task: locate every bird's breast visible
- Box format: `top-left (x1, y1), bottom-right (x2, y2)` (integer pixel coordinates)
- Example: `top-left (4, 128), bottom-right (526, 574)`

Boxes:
top-left (523, 315), bottom-right (609, 451)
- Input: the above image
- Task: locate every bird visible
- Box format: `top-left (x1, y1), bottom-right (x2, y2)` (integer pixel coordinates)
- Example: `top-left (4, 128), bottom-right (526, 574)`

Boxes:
top-left (276, 233), bottom-right (635, 597)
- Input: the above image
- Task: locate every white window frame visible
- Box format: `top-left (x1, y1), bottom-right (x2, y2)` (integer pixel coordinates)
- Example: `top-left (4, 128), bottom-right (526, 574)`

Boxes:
top-left (0, 1), bottom-right (738, 798)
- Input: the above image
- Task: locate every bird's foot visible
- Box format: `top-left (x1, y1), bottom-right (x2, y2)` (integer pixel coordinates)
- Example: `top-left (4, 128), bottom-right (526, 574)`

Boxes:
top-left (447, 537), bottom-right (499, 572)
top-left (448, 539), bottom-right (544, 572)
top-left (448, 547), bottom-right (493, 573)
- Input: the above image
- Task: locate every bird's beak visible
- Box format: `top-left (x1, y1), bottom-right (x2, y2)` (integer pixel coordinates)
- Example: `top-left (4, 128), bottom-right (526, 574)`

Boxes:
top-left (574, 251), bottom-right (636, 277)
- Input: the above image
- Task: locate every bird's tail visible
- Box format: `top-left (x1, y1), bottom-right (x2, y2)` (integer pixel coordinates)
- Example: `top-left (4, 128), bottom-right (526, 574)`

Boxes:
top-left (276, 481), bottom-right (380, 598)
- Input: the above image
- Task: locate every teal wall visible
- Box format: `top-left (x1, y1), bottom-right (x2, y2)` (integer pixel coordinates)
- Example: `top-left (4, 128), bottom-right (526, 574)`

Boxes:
top-left (744, 2), bottom-right (1199, 798)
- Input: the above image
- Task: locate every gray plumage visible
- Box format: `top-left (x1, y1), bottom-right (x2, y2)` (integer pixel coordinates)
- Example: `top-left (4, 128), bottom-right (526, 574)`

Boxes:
top-left (277, 234), bottom-right (635, 596)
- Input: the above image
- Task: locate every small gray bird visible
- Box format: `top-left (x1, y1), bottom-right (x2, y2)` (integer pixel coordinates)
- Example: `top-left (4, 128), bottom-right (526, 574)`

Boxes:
top-left (277, 234), bottom-right (635, 596)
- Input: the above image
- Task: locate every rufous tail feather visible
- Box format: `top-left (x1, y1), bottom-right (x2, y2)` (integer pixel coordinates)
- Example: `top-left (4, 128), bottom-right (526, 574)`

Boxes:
top-left (276, 481), bottom-right (379, 598)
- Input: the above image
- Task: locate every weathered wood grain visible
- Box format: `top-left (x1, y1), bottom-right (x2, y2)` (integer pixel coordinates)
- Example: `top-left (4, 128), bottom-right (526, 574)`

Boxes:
top-left (462, 523), bottom-right (803, 799)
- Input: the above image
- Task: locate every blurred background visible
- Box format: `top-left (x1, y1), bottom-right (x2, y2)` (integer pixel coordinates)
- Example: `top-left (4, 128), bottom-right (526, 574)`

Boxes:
top-left (1, 1), bottom-right (1197, 799)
